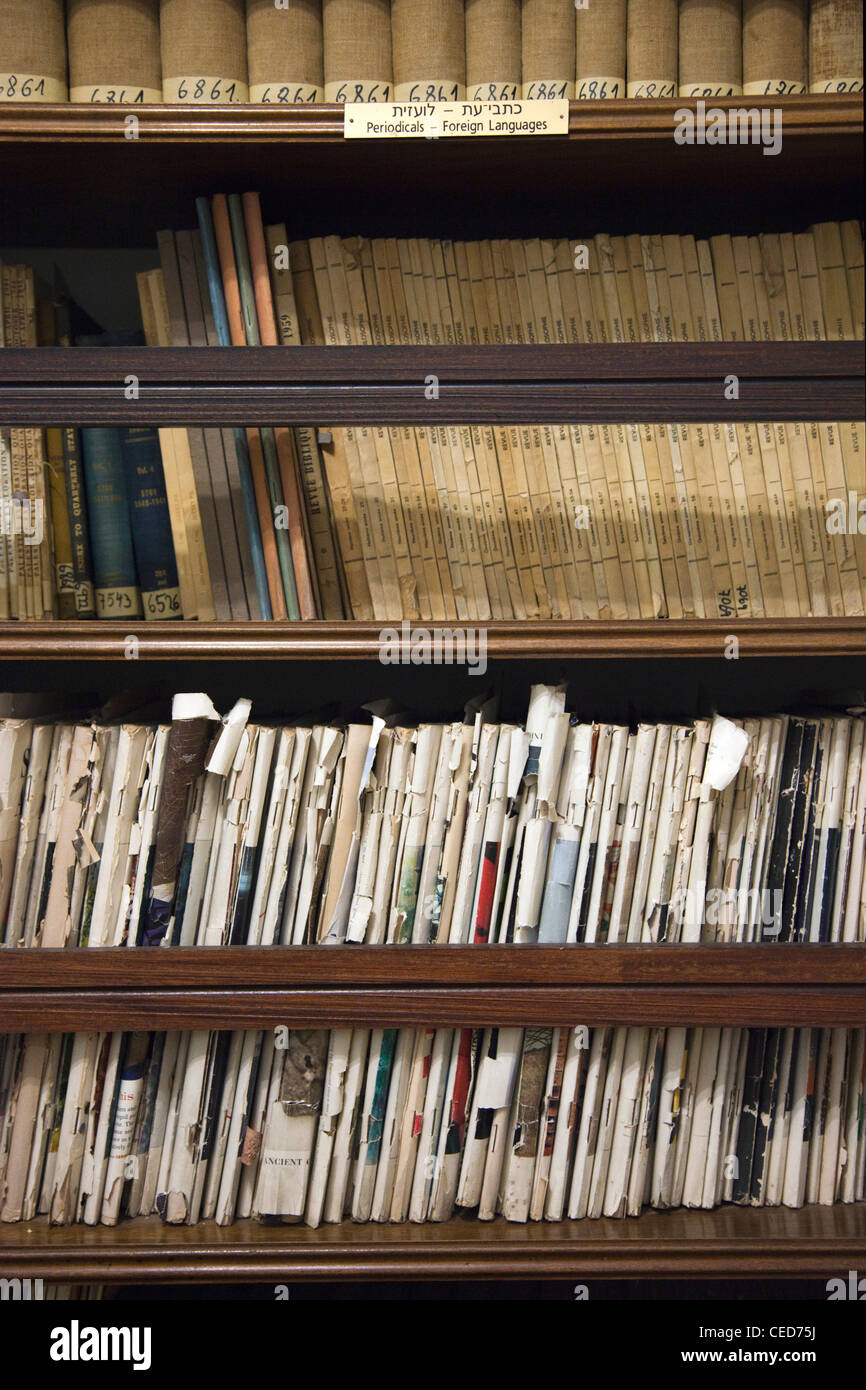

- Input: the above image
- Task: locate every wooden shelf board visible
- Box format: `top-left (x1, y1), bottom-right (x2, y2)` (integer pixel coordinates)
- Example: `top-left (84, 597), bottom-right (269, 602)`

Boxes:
top-left (0, 99), bottom-right (860, 245)
top-left (0, 96), bottom-right (860, 143)
top-left (2, 1205), bottom-right (863, 1281)
top-left (2, 945), bottom-right (863, 988)
top-left (2, 985), bottom-right (863, 1031)
top-left (0, 343), bottom-right (860, 424)
top-left (0, 618), bottom-right (864, 661)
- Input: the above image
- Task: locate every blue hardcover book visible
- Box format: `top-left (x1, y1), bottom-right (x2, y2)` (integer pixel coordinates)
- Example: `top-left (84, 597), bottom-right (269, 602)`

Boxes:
top-left (195, 194), bottom-right (273, 620)
top-left (80, 428), bottom-right (142, 620)
top-left (121, 427), bottom-right (183, 620)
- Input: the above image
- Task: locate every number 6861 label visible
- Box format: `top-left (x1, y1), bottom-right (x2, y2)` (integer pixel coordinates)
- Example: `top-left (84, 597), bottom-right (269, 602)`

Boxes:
top-left (163, 76), bottom-right (250, 104)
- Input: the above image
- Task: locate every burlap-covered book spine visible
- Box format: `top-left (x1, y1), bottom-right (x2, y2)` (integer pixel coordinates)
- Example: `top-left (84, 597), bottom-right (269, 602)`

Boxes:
top-left (521, 0), bottom-right (575, 99)
top-left (575, 0), bottom-right (627, 99)
top-left (743, 0), bottom-right (807, 95)
top-left (1, 0), bottom-right (67, 102)
top-left (678, 0), bottom-right (743, 97)
top-left (160, 0), bottom-right (249, 102)
top-left (465, 0), bottom-right (521, 101)
top-left (323, 0), bottom-right (392, 101)
top-left (392, 0), bottom-right (466, 102)
top-left (809, 0), bottom-right (864, 93)
top-left (246, 0), bottom-right (324, 103)
top-left (626, 0), bottom-right (677, 98)
top-left (68, 0), bottom-right (163, 102)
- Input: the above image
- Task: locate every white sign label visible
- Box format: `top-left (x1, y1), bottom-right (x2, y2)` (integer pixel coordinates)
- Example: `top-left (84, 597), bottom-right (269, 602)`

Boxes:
top-left (344, 99), bottom-right (569, 139)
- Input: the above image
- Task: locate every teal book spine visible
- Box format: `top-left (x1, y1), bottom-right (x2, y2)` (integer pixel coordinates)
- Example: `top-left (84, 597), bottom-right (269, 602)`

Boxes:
top-left (121, 427), bottom-right (183, 620)
top-left (195, 194), bottom-right (273, 620)
top-left (227, 193), bottom-right (301, 620)
top-left (81, 428), bottom-right (142, 620)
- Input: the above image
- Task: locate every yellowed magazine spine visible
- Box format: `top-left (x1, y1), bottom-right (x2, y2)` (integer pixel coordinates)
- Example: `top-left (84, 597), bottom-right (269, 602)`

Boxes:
top-left (420, 239), bottom-right (503, 616)
top-left (479, 239), bottom-right (555, 616)
top-left (732, 235), bottom-right (800, 615)
top-left (809, 221), bottom-right (865, 615)
top-left (593, 233), bottom-right (657, 617)
top-left (304, 237), bottom-right (380, 618)
top-left (747, 236), bottom-right (810, 614)
top-left (711, 233), bottom-right (784, 616)
top-left (780, 230), bottom-right (840, 615)
top-left (681, 233), bottom-right (751, 618)
top-left (759, 232), bottom-right (827, 616)
top-left (697, 237), bottom-right (765, 617)
top-left (554, 238), bottom-right (616, 618)
top-left (370, 237), bottom-right (452, 619)
top-left (342, 235), bottom-right (419, 620)
top-left (608, 234), bottom-right (668, 617)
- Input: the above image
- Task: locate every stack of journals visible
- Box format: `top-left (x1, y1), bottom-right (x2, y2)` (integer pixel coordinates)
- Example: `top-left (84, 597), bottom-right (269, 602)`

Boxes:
top-left (2, 682), bottom-right (864, 949)
top-left (1, 1023), bottom-right (862, 1226)
top-left (3, 216), bottom-right (864, 622)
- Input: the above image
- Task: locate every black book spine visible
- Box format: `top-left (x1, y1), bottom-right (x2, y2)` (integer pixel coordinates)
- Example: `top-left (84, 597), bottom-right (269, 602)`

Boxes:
top-left (749, 1028), bottom-right (781, 1205)
top-left (732, 1027), bottom-right (768, 1204)
top-left (765, 721), bottom-right (804, 940)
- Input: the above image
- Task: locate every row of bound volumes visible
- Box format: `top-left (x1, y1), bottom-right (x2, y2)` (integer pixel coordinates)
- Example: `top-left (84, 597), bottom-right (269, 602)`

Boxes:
top-left (0, 264), bottom-right (181, 620)
top-left (1, 1), bottom-right (862, 105)
top-left (1, 1023), bottom-right (863, 1225)
top-left (3, 217), bottom-right (863, 623)
top-left (2, 682), bottom-right (864, 949)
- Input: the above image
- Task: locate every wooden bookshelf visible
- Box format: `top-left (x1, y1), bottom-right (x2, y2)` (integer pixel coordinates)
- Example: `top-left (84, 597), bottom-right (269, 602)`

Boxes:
top-left (0, 95), bottom-right (860, 142)
top-left (4, 945), bottom-right (863, 987)
top-left (2, 947), bottom-right (863, 1030)
top-left (3, 987), bottom-right (863, 1032)
top-left (0, 92), bottom-right (863, 1288)
top-left (2, 1206), bottom-right (862, 1282)
top-left (0, 96), bottom-right (860, 244)
top-left (0, 342), bottom-right (861, 424)
top-left (0, 618), bottom-right (864, 661)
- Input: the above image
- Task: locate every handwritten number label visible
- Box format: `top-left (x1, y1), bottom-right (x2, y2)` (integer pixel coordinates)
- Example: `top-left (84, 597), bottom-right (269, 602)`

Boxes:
top-left (0, 75), bottom-right (48, 99)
